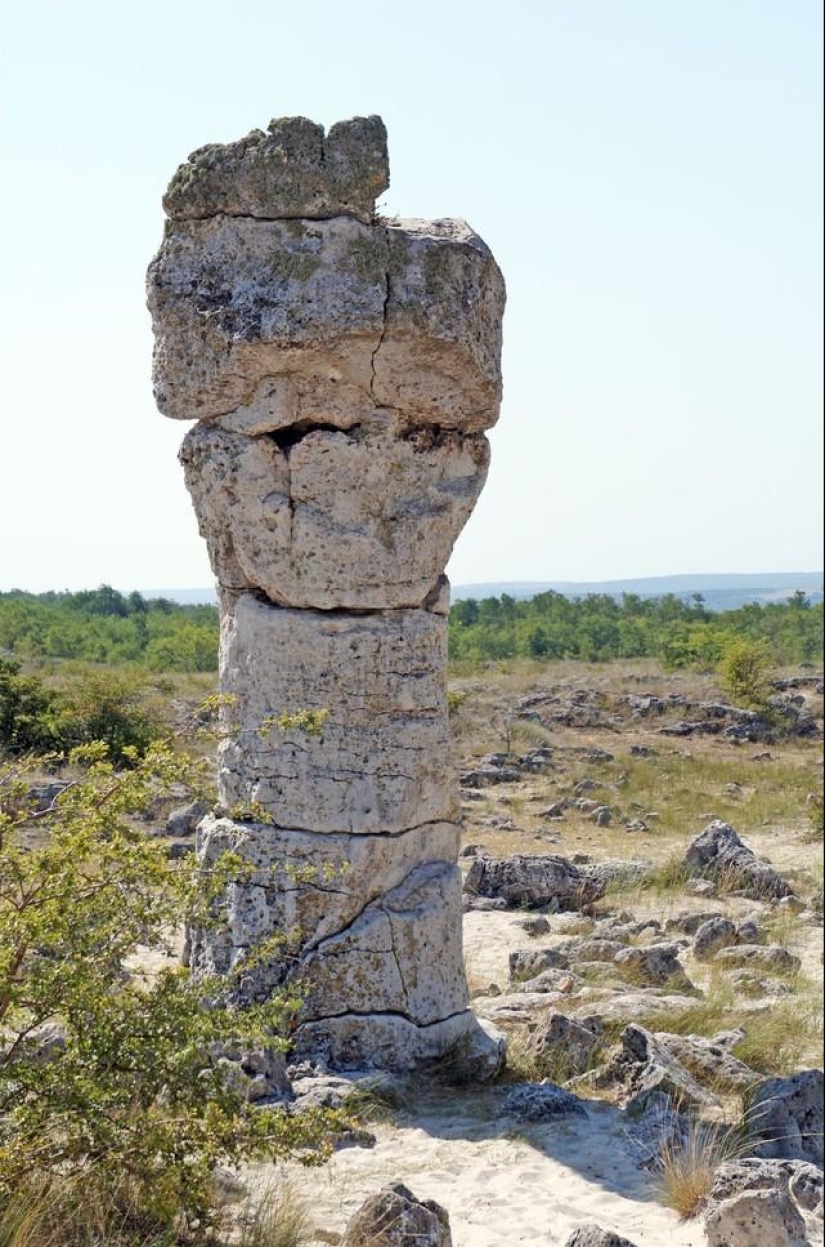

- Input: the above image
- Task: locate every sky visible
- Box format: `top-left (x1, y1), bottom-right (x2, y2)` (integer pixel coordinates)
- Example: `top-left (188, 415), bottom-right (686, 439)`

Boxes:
top-left (1, 0), bottom-right (822, 593)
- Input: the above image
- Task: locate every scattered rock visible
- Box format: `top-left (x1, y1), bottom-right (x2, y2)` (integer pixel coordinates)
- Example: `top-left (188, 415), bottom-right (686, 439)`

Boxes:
top-left (708, 1158), bottom-right (823, 1215)
top-left (525, 1012), bottom-right (603, 1077)
top-left (560, 938), bottom-right (627, 964)
top-left (613, 944), bottom-right (694, 990)
top-left (653, 1031), bottom-right (756, 1093)
top-left (579, 860), bottom-right (650, 894)
top-left (726, 970), bottom-right (796, 998)
top-left (687, 878), bottom-right (718, 898)
top-left (693, 916), bottom-right (738, 961)
top-left (564, 1227), bottom-right (639, 1247)
top-left (465, 854), bottom-right (604, 911)
top-left (463, 895), bottom-right (508, 912)
top-left (515, 968), bottom-right (580, 995)
top-left (209, 1042), bottom-right (290, 1104)
top-left (460, 763), bottom-right (522, 788)
top-left (682, 820), bottom-right (792, 900)
top-left (666, 910), bottom-right (727, 936)
top-left (594, 1024), bottom-right (720, 1115)
top-left (703, 1160), bottom-right (822, 1247)
top-left (342, 1183), bottom-right (452, 1247)
top-left (714, 945), bottom-right (801, 975)
top-left (749, 1069), bottom-right (824, 1164)
top-left (166, 840), bottom-right (195, 860)
top-left (704, 1188), bottom-right (807, 1247)
top-left (774, 894), bottom-right (807, 915)
top-left (510, 947), bottom-right (571, 980)
top-left (735, 918), bottom-right (762, 945)
top-left (571, 991), bottom-right (700, 1025)
top-left (164, 799), bottom-right (209, 837)
top-left (589, 805), bottom-right (613, 827)
top-left (502, 1081), bottom-right (588, 1121)
top-left (516, 915), bottom-right (551, 937)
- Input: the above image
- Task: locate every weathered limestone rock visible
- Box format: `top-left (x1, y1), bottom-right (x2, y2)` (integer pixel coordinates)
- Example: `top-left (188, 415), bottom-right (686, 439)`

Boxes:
top-left (216, 593), bottom-right (456, 834)
top-left (464, 853), bottom-right (605, 910)
top-left (594, 1023), bottom-right (721, 1115)
top-left (343, 1183), bottom-right (452, 1247)
top-left (703, 1160), bottom-right (821, 1247)
top-left (749, 1070), bottom-right (824, 1165)
top-left (164, 115), bottom-right (389, 223)
top-left (180, 415), bottom-right (489, 609)
top-left (565, 1229), bottom-right (639, 1247)
top-left (682, 820), bottom-right (792, 899)
top-left (147, 116), bottom-right (506, 1073)
top-left (148, 214), bottom-right (504, 430)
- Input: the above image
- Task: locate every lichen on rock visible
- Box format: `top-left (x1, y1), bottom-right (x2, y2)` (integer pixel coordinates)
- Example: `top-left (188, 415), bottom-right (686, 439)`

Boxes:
top-left (147, 115), bottom-right (505, 1073)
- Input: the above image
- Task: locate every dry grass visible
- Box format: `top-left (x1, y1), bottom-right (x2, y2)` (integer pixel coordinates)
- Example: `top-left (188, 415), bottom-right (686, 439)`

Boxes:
top-left (235, 1183), bottom-right (312, 1247)
top-left (636, 974), bottom-right (824, 1077)
top-left (0, 1175), bottom-right (175, 1247)
top-left (660, 1117), bottom-right (751, 1219)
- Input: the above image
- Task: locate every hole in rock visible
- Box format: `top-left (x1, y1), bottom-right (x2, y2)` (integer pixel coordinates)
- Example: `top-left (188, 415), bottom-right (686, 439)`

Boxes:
top-left (266, 421), bottom-right (361, 453)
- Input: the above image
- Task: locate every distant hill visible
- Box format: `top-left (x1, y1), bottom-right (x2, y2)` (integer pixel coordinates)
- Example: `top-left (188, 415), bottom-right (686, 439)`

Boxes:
top-left (142, 572), bottom-right (823, 614)
top-left (140, 587), bottom-right (218, 605)
top-left (451, 572), bottom-right (824, 613)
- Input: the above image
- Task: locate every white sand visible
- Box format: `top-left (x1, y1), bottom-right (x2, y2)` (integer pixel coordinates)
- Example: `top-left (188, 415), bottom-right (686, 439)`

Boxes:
top-left (249, 1090), bottom-right (705, 1245)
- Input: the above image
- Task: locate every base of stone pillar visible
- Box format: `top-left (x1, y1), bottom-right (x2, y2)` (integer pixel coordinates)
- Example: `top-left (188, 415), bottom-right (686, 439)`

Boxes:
top-left (293, 1010), bottom-right (506, 1081)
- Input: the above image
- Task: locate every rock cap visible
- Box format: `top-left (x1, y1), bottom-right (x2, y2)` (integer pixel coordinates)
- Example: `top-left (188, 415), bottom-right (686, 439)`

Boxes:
top-left (163, 114), bottom-right (389, 223)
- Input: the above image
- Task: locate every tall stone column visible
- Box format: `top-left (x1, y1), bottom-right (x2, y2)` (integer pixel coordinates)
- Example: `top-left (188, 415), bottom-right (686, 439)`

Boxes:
top-left (147, 116), bottom-right (506, 1073)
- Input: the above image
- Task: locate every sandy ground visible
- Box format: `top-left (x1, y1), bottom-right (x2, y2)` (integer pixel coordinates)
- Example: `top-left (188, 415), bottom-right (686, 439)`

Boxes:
top-left (248, 1090), bottom-right (705, 1246)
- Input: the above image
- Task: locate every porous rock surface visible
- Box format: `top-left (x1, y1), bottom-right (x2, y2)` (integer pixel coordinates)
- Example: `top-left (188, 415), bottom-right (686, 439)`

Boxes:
top-left (342, 1182), bottom-right (452, 1247)
top-left (748, 1069), bottom-right (825, 1165)
top-left (703, 1159), bottom-right (822, 1247)
top-left (682, 820), bottom-right (792, 900)
top-left (147, 116), bottom-right (506, 1073)
top-left (564, 1228), bottom-right (639, 1247)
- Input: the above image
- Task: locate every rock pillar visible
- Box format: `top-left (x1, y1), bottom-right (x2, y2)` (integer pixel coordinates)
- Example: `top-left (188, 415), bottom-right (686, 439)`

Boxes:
top-left (147, 116), bottom-right (506, 1072)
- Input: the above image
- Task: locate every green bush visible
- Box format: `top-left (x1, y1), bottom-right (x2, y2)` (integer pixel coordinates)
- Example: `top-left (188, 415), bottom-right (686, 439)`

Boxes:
top-left (0, 658), bottom-right (62, 755)
top-left (717, 637), bottom-right (773, 710)
top-left (0, 741), bottom-right (337, 1241)
top-left (0, 662), bottom-right (165, 765)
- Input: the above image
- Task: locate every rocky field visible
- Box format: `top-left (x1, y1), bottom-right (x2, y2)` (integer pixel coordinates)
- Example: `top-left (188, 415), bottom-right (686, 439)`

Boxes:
top-left (22, 658), bottom-right (821, 1245)
top-left (230, 659), bottom-right (823, 1246)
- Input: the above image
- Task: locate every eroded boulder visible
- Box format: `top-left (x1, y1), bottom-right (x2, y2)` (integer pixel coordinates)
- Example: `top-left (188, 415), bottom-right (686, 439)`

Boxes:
top-left (682, 820), bottom-right (792, 900)
top-left (342, 1182), bottom-right (452, 1247)
top-left (564, 1228), bottom-right (639, 1247)
top-left (749, 1070), bottom-right (824, 1164)
top-left (465, 853), bottom-right (603, 911)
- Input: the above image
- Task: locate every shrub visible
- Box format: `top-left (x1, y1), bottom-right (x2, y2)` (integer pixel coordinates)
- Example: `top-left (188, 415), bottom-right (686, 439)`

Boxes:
top-left (0, 740), bottom-right (337, 1240)
top-left (52, 668), bottom-right (165, 764)
top-left (0, 658), bottom-right (61, 756)
top-left (717, 638), bottom-right (772, 710)
top-left (0, 663), bottom-right (166, 766)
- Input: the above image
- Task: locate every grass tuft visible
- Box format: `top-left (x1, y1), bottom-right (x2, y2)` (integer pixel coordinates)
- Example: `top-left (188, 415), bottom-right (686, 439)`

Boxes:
top-left (236, 1183), bottom-right (312, 1247)
top-left (660, 1116), bottom-right (751, 1219)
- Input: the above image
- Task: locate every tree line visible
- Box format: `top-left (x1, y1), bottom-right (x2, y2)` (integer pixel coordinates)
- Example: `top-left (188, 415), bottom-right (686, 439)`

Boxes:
top-left (1, 585), bottom-right (821, 673)
top-left (448, 589), bottom-right (822, 667)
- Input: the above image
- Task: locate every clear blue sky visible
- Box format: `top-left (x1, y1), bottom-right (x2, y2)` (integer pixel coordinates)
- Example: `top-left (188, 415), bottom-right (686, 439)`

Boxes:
top-left (2, 0), bottom-right (822, 591)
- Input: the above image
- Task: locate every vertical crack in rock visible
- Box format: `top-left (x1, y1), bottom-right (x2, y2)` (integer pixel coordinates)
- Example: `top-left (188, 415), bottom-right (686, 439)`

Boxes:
top-left (147, 114), bottom-right (506, 1075)
top-left (370, 245), bottom-right (392, 405)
